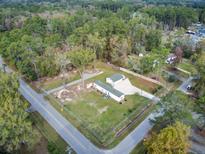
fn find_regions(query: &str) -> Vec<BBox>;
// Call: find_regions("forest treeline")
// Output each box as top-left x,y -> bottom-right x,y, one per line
0,2 -> 205,80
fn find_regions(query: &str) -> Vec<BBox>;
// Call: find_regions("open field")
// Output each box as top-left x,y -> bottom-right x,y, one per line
47,89 -> 153,148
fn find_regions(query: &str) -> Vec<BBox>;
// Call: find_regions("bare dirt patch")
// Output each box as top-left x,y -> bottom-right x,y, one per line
53,82 -> 94,104
98,106 -> 109,114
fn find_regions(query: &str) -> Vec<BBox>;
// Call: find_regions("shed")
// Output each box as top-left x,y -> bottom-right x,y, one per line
106,74 -> 126,87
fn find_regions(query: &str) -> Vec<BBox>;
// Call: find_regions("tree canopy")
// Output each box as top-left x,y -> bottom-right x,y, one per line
144,121 -> 190,154
0,72 -> 37,152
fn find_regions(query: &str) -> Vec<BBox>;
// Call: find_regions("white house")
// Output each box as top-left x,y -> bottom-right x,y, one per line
106,74 -> 126,87
165,54 -> 177,64
93,80 -> 125,102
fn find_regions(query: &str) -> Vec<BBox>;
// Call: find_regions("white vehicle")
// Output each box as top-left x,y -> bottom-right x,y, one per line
187,84 -> 192,90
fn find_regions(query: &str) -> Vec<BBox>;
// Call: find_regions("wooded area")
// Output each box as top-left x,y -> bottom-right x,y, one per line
1,1 -> 205,154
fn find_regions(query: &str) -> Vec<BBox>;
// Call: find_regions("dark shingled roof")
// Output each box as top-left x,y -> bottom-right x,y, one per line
108,74 -> 124,82
94,80 -> 124,97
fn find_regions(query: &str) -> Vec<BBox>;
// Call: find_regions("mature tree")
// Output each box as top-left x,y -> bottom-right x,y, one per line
139,47 -> 169,74
144,121 -> 190,154
195,53 -> 205,96
196,39 -> 205,55
196,96 -> 205,131
128,19 -> 147,54
37,47 -> 59,78
86,33 -> 106,59
55,52 -> 71,86
23,16 -> 47,36
173,37 -> 194,59
139,55 -> 156,74
199,9 -> 205,24
44,34 -> 63,48
68,48 -> 95,88
145,7 -> 198,29
68,23 -> 91,47
0,72 -> 37,152
127,55 -> 141,73
175,46 -> 183,63
154,92 -> 193,128
145,30 -> 162,51
95,15 -> 127,61
110,36 -> 130,66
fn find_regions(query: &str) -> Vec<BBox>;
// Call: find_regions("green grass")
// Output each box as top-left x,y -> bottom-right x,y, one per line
38,62 -> 161,93
130,141 -> 146,154
43,62 -> 159,148
177,59 -> 197,75
40,73 -> 80,91
30,112 -> 68,154
46,89 -> 153,148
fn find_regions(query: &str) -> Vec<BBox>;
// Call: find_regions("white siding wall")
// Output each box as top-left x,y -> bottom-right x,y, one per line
93,83 -> 124,102
106,76 -> 126,87
106,78 -> 114,86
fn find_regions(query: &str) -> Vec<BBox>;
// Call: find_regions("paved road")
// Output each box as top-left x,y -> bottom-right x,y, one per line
20,79 -> 159,154
0,56 -> 160,154
190,141 -> 205,154
178,77 -> 194,94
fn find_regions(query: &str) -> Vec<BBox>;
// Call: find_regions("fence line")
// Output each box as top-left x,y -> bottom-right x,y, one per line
105,63 -> 164,87
120,67 -> 164,87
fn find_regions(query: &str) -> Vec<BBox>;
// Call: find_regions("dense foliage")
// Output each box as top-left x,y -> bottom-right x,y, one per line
0,1 -> 204,81
154,92 -> 193,128
144,7 -> 198,30
144,121 -> 190,154
0,72 -> 37,152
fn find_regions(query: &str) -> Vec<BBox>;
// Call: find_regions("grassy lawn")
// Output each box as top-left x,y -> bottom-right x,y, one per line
177,59 -> 197,75
130,141 -> 146,154
43,62 -> 160,148
47,89 -> 153,148
40,73 -> 80,91
90,62 -> 161,94
30,112 -> 68,154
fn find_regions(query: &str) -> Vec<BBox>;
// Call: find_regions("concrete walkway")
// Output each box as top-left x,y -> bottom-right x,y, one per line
46,71 -> 103,94
114,78 -> 160,103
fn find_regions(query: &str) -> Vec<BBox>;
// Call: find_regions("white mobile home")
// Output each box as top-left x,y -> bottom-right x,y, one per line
93,80 -> 125,102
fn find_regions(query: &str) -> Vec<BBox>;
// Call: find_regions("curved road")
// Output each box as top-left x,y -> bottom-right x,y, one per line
1,57 -> 159,154
20,79 -> 157,154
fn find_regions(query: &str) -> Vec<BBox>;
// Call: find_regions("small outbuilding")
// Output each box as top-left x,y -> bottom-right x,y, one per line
93,80 -> 125,102
106,74 -> 126,87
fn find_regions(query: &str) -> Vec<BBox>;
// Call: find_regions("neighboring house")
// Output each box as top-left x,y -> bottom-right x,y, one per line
165,54 -> 177,64
93,80 -> 125,102
106,74 -> 126,87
